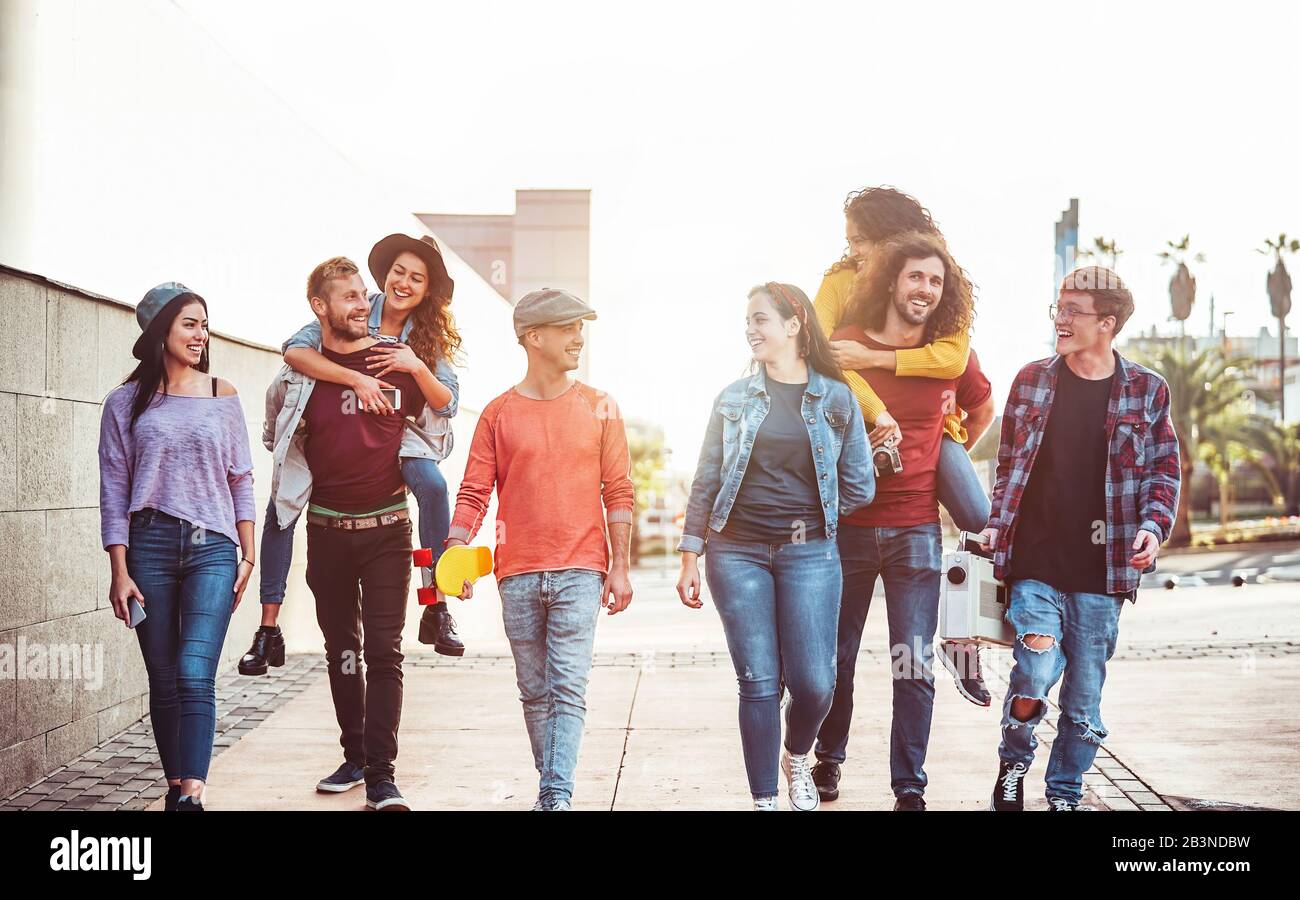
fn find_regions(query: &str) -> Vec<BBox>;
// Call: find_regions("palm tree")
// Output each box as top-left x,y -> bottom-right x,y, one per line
1199,407 -> 1267,527
1241,417 -> 1300,516
1077,236 -> 1124,269
1258,233 -> 1297,421
1128,343 -> 1252,546
1158,235 -> 1205,336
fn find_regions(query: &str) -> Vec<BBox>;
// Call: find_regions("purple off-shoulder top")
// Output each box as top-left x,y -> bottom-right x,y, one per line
98,382 -> 257,549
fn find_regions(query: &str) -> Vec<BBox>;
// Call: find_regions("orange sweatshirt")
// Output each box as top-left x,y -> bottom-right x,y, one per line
448,381 -> 635,579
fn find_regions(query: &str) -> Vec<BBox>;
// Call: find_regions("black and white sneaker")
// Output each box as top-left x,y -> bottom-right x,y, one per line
938,641 -> 992,707
316,761 -> 365,793
990,760 -> 1027,811
1047,797 -> 1077,811
366,780 -> 411,811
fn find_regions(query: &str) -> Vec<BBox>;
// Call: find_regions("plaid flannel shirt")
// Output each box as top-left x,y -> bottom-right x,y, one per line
988,350 -> 1181,596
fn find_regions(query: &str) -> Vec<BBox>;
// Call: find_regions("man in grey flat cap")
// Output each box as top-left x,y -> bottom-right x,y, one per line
446,288 -> 635,810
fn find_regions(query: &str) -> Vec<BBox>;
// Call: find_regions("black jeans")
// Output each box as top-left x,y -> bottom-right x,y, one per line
306,519 -> 412,786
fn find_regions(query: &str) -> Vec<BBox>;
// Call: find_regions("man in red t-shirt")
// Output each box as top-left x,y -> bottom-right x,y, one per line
814,231 -> 991,811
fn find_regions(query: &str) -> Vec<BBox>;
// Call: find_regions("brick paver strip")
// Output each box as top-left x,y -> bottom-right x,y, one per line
0,654 -> 326,811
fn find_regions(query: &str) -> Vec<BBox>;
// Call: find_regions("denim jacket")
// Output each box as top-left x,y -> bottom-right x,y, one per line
677,367 -> 875,555
264,295 -> 460,529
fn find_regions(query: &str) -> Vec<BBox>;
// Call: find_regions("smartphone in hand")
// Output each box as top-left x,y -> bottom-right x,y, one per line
127,597 -> 147,629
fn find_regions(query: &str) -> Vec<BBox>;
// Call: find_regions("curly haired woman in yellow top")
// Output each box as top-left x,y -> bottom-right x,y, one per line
810,188 -> 997,759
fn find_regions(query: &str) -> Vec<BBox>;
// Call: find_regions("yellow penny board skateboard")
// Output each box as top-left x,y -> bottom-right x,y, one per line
412,545 -> 494,604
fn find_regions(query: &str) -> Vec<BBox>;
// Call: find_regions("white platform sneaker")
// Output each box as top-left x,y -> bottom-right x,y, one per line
781,748 -> 821,811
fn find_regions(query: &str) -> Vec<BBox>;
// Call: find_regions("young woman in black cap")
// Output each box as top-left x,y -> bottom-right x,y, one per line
238,234 -> 465,679
99,283 -> 257,811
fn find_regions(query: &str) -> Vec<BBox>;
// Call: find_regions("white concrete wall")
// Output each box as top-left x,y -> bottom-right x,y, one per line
0,0 -> 535,797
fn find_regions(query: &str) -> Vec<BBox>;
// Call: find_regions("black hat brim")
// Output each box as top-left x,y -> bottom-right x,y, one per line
368,234 -> 454,300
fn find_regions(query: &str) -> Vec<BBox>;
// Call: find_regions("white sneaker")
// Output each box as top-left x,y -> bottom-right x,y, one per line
781,748 -> 821,811
753,795 -> 779,811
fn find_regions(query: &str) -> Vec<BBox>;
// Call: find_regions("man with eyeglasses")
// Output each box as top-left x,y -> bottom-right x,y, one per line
979,266 -> 1180,811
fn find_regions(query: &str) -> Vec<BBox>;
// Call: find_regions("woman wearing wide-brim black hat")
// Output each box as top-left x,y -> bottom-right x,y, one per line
236,234 -> 468,691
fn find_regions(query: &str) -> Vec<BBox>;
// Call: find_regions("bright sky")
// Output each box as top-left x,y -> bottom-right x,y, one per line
12,0 -> 1300,466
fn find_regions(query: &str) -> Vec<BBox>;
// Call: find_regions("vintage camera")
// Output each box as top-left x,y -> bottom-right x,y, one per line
938,531 -> 1014,647
872,440 -> 903,478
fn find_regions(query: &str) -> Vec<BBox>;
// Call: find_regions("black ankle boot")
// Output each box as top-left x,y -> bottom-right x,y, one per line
238,625 -> 285,676
418,604 -> 465,657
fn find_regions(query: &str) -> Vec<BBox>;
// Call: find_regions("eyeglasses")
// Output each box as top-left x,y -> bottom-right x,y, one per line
1048,303 -> 1108,324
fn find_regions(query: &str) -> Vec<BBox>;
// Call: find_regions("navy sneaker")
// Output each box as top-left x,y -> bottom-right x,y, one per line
1047,797 -> 1077,811
316,761 -> 366,794
365,780 -> 411,811
175,794 -> 204,811
938,641 -> 992,707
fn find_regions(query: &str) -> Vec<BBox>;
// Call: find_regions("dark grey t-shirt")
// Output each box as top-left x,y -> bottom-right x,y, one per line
719,379 -> 825,544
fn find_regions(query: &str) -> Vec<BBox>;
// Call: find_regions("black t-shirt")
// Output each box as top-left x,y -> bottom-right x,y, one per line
1009,363 -> 1113,594
719,379 -> 825,544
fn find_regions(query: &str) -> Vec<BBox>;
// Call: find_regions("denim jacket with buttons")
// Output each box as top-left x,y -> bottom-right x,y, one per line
677,367 -> 875,556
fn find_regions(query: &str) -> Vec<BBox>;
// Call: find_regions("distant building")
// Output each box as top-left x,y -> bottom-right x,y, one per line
419,190 -> 593,380
1121,325 -> 1299,423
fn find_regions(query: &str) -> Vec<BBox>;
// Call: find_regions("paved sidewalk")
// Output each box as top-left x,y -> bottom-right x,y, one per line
4,569 -> 1298,811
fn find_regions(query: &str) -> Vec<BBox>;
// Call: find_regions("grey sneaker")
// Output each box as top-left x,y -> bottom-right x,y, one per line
781,748 -> 820,811
753,795 -> 779,811
938,641 -> 993,707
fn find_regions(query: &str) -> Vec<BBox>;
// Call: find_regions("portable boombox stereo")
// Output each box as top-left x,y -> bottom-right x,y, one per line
939,531 -> 1015,647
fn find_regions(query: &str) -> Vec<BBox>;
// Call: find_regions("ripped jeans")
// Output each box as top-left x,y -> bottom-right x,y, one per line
998,579 -> 1125,804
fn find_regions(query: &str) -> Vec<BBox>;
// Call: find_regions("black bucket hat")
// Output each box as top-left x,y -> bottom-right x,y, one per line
368,234 -> 454,301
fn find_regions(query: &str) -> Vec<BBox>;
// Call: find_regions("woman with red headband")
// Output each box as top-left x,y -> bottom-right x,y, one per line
676,282 -> 875,811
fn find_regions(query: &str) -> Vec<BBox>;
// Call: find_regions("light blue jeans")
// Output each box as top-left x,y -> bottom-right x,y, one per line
498,569 -> 604,806
704,535 -> 841,798
937,435 -> 990,533
998,579 -> 1125,805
